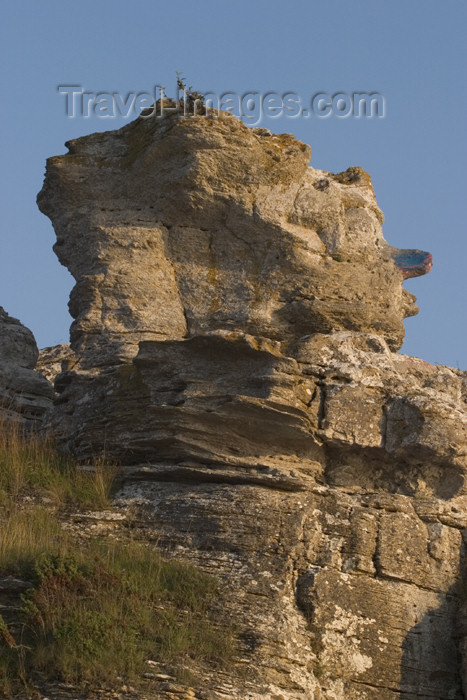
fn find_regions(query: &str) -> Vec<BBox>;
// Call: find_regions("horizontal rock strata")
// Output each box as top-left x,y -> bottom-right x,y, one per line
37,108 -> 466,699
0,306 -> 53,425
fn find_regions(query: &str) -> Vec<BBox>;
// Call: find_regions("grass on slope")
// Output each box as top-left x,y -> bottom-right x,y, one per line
0,418 -> 235,697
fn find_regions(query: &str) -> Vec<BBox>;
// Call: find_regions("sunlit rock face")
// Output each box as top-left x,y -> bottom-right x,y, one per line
37,111 -> 428,368
0,307 -> 53,425
38,111 -> 467,700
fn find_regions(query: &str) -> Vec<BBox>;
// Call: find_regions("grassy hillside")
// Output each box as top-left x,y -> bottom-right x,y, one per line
0,419 -> 235,697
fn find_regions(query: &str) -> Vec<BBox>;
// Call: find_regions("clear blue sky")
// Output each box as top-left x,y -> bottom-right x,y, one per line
1,1 -> 466,367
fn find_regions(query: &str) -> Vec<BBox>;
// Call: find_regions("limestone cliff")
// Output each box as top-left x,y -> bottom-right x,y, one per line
37,111 -> 431,369
37,108 -> 466,699
0,307 -> 53,425
36,343 -> 78,384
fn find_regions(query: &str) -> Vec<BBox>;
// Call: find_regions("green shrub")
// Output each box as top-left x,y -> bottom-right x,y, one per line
1,539 -> 233,693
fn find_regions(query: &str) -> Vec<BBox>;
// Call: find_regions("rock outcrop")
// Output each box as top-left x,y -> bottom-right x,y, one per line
37,343 -> 78,385
0,307 -> 53,425
37,108 -> 466,699
37,111 -> 431,369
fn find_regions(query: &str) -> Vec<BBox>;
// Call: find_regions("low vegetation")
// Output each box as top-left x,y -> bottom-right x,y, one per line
0,418 -> 113,510
0,418 -> 235,697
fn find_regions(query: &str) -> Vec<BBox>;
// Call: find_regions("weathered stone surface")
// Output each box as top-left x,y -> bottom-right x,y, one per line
111,476 -> 466,699
45,332 -> 467,696
37,343 -> 78,384
37,111 -> 428,368
50,331 -> 467,500
37,109 -> 467,698
0,306 -> 53,424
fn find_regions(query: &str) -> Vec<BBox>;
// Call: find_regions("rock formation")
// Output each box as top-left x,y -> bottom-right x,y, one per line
36,343 -> 78,385
37,109 -> 466,699
0,307 -> 53,425
37,111 -> 432,368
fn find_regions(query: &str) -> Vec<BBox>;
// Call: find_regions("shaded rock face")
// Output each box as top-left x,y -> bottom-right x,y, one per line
0,307 -> 53,425
38,111 -> 467,699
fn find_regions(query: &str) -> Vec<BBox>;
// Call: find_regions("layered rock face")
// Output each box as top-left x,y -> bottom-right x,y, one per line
38,110 -> 466,699
36,343 -> 77,385
0,307 -> 53,425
